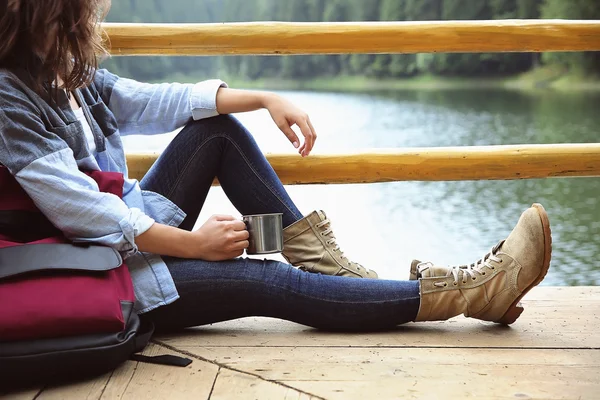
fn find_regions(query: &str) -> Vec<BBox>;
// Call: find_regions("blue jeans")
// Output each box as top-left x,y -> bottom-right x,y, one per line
140,116 -> 420,331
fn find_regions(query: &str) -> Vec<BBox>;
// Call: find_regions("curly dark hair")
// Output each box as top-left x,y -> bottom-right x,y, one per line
0,0 -> 110,94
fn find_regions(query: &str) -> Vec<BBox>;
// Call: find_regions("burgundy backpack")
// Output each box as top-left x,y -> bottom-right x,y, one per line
0,166 -> 190,389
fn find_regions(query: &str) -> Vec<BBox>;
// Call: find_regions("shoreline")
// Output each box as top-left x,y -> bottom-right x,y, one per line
224,72 -> 600,93
161,67 -> 600,92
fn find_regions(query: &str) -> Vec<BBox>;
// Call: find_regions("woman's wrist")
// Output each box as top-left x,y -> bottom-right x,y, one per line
216,88 -> 277,115
136,222 -> 198,259
259,91 -> 279,109
175,229 -> 195,258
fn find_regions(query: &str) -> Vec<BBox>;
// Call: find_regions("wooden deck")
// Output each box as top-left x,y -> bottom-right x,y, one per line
3,286 -> 598,400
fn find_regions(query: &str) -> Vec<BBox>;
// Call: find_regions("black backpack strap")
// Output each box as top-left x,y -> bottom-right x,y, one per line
131,320 -> 192,367
134,319 -> 155,352
130,353 -> 192,367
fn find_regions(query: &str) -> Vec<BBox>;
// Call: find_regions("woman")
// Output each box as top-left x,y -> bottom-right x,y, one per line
0,0 -> 551,331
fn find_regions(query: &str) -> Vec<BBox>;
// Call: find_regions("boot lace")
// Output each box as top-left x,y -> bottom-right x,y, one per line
429,240 -> 504,287
316,218 -> 373,275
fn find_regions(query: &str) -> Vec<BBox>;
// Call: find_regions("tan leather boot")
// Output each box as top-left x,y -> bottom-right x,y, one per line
415,203 -> 552,324
282,210 -> 378,278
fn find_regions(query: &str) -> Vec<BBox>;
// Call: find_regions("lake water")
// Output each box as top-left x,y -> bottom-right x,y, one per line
123,88 -> 600,286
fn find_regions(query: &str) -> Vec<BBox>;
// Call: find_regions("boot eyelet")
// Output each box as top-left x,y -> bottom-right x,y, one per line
462,281 -> 467,284
443,283 -> 448,287
453,282 -> 457,286
482,272 -> 486,276
472,277 -> 477,281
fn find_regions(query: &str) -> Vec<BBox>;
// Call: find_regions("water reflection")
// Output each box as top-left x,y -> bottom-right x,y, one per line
376,178 -> 600,286
365,88 -> 600,285
369,89 -> 600,146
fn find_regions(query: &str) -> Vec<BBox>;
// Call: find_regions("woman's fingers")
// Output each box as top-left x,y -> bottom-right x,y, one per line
294,114 -> 316,157
297,119 -> 314,156
214,214 -> 235,221
228,220 -> 247,231
230,229 -> 249,241
307,117 -> 317,146
227,222 -> 249,247
276,116 -> 316,155
265,94 -> 317,156
223,239 -> 248,259
222,249 -> 244,260
277,120 -> 300,149
233,240 -> 250,250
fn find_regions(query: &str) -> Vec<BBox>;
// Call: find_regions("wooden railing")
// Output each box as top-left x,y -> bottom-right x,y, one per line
127,144 -> 600,183
103,20 -> 600,183
103,20 -> 600,55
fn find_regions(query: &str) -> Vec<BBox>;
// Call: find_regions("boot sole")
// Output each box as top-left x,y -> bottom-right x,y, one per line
496,203 -> 552,325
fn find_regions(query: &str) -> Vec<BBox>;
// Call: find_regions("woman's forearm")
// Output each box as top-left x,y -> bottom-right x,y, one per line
216,87 -> 274,114
135,217 -> 248,261
135,222 -> 194,258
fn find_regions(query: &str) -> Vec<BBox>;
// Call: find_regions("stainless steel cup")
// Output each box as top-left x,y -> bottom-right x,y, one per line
242,213 -> 284,255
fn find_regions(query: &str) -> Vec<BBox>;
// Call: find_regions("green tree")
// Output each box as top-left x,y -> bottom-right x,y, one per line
541,0 -> 600,75
406,0 -> 443,74
369,0 -> 418,78
405,0 -> 443,21
277,0 -> 314,78
102,0 -> 598,83
348,0 -> 382,75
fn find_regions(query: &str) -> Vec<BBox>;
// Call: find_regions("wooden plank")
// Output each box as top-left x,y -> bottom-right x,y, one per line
186,347 -> 600,400
102,20 -> 600,56
37,373 -> 112,400
125,144 -> 600,183
100,344 -> 218,400
157,287 -> 600,350
25,344 -> 216,400
0,389 -> 42,400
286,377 -> 597,400
210,369 -> 316,400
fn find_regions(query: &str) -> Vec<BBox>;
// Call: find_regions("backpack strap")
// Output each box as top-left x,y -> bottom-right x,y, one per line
0,243 -> 122,279
130,320 -> 192,367
130,353 -> 192,367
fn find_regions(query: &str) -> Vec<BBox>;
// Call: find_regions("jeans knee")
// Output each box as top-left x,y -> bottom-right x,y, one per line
182,115 -> 252,146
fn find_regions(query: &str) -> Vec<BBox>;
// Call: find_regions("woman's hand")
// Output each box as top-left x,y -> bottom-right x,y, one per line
215,88 -> 317,157
188,215 -> 249,261
263,93 -> 317,157
136,216 -> 249,261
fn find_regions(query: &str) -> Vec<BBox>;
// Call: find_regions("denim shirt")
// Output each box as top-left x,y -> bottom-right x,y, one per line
0,68 -> 227,313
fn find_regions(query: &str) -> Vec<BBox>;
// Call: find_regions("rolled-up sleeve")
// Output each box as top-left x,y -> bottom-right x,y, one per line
190,79 -> 229,120
94,69 -> 227,135
16,149 -> 155,258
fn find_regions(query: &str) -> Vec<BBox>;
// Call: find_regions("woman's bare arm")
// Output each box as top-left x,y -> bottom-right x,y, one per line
135,215 -> 249,261
215,88 -> 317,157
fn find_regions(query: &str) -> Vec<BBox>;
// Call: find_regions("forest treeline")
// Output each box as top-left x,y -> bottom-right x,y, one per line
104,0 -> 600,82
